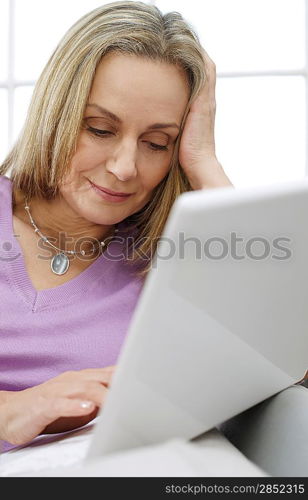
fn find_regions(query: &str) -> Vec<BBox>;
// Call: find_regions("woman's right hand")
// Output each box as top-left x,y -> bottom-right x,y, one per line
0,366 -> 115,446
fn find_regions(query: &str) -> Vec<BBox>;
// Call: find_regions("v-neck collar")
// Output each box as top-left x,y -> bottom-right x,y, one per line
0,176 -> 134,313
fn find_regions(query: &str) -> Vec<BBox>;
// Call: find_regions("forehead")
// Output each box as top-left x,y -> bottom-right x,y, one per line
88,53 -> 190,123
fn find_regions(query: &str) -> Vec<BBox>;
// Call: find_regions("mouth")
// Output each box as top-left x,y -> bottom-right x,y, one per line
89,180 -> 134,203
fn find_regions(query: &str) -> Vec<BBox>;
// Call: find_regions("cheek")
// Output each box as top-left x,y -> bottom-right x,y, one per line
61,153 -> 98,190
69,134 -> 103,174
70,150 -> 101,174
140,155 -> 173,191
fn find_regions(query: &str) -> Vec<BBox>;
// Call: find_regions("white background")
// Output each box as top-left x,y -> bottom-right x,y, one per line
0,0 -> 306,188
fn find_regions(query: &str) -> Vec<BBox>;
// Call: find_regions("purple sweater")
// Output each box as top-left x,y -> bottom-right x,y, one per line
0,175 -> 145,451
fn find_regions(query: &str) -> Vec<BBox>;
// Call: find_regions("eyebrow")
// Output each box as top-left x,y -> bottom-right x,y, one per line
86,103 -> 180,131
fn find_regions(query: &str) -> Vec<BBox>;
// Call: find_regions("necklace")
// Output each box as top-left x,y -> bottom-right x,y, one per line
24,199 -> 118,276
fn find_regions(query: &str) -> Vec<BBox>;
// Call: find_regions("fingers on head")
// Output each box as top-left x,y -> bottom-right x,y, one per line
201,48 -> 216,78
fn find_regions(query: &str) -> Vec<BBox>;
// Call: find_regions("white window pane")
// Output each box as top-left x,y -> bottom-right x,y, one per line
0,90 -> 8,163
156,0 -> 305,72
215,76 -> 306,188
14,0 -> 120,81
13,86 -> 34,143
0,0 -> 9,81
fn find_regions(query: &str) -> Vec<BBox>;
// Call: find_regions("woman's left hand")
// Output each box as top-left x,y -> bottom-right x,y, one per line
179,48 -> 233,190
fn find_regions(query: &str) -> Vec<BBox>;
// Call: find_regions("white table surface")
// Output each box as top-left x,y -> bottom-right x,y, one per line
0,422 -> 268,477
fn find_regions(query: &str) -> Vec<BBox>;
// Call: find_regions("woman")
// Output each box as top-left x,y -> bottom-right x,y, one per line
0,1 -> 232,451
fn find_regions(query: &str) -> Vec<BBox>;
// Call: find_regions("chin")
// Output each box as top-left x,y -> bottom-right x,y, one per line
82,208 -> 126,227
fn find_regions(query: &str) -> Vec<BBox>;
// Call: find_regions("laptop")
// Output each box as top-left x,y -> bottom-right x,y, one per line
86,178 -> 308,460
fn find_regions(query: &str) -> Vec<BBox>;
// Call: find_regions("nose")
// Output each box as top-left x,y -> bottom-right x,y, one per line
105,139 -> 138,182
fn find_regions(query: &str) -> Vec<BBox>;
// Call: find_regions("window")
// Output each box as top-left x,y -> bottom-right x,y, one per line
0,0 -> 306,188
156,0 -> 307,187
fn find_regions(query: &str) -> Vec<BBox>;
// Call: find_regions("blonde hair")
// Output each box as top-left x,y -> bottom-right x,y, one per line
0,0 -> 206,278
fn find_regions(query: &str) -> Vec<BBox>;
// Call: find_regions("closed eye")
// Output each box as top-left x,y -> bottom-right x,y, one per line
148,142 -> 168,151
87,127 -> 111,137
86,127 -> 169,152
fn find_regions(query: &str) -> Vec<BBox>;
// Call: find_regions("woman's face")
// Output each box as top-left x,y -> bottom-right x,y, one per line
60,52 -> 190,226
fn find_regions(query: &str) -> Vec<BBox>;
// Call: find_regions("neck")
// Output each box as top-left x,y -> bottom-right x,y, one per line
13,188 -> 116,254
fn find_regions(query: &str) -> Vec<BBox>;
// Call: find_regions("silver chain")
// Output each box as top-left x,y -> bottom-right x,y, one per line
24,199 -> 118,256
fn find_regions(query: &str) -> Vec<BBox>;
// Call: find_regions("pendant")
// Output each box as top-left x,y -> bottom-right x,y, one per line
51,253 -> 70,275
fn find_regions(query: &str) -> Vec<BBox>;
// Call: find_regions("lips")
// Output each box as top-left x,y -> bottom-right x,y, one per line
89,181 -> 133,197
